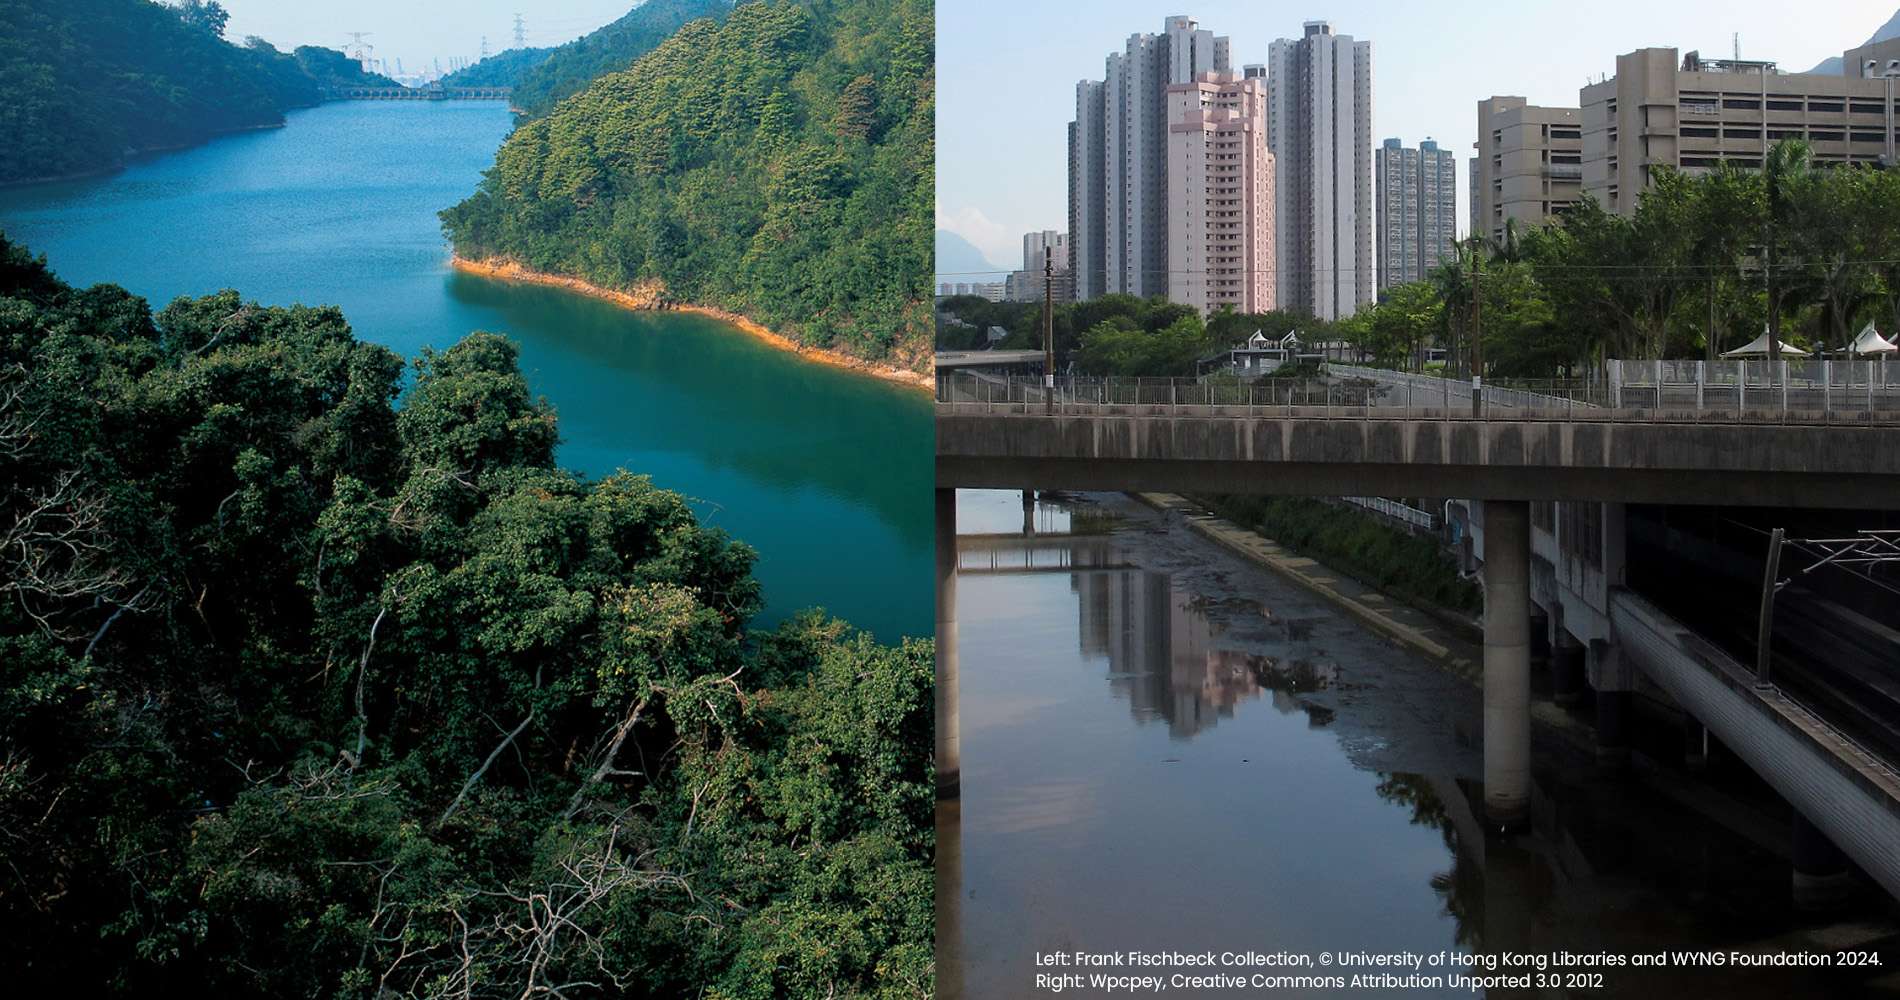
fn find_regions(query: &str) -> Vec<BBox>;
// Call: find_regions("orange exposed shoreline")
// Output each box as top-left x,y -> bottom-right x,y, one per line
450,256 -> 931,390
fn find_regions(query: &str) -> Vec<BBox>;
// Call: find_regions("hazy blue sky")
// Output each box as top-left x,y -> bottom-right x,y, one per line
217,1 -> 636,75
939,0 -> 1898,270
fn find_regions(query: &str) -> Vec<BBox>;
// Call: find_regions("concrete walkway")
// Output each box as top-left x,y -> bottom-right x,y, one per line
1132,492 -> 1482,676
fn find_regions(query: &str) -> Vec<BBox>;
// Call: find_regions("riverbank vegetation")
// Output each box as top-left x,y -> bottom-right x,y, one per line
1199,495 -> 1481,616
441,0 -> 933,369
0,0 -> 398,185
942,140 -> 1900,379
0,233 -> 932,997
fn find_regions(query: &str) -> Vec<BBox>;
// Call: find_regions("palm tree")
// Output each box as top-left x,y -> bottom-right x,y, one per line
1488,217 -> 1524,264
1762,139 -> 1814,366
1429,237 -> 1481,376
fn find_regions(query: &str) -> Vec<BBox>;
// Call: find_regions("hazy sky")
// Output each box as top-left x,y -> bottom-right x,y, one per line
216,1 -> 637,74
938,0 -> 1898,270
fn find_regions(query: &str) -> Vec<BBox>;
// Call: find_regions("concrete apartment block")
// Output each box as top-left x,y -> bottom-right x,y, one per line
1074,16 -> 1231,301
1376,138 -> 1457,288
1167,71 -> 1275,315
1266,21 -> 1373,320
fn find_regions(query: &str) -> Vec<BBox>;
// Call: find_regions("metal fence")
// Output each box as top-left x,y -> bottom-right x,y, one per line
936,365 -> 1900,424
1340,496 -> 1439,531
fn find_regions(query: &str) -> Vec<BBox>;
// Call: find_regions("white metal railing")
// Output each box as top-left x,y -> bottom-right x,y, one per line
1341,496 -> 1438,530
934,367 -> 1900,424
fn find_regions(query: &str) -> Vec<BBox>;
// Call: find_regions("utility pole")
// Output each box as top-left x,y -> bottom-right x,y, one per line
1755,528 -> 1785,689
480,35 -> 490,60
1470,241 -> 1484,417
512,14 -> 527,50
344,32 -> 374,74
1043,246 -> 1055,416
1707,275 -> 1717,363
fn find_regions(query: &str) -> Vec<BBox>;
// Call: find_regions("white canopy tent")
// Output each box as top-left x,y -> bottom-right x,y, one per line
1721,327 -> 1811,359
1844,321 -> 1898,356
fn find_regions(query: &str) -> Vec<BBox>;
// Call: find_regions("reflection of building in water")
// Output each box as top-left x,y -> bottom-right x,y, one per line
1074,567 -> 1265,738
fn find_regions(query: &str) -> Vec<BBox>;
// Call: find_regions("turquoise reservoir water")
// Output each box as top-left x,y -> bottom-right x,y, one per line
0,101 -> 931,642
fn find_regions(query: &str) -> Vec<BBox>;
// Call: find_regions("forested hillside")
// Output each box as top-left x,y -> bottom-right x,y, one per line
0,233 -> 933,996
0,0 -> 396,184
510,0 -> 734,116
441,0 -> 933,367
438,45 -> 552,88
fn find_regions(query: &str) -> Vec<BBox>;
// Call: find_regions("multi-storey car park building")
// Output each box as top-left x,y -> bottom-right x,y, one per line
1376,138 -> 1456,289
1166,71 -> 1275,314
1582,42 -> 1900,215
1265,21 -> 1373,320
1070,16 -> 1232,302
1471,96 -> 1583,246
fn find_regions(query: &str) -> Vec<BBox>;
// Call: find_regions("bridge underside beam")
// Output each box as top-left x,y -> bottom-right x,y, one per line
937,456 -> 1899,510
1613,590 -> 1900,901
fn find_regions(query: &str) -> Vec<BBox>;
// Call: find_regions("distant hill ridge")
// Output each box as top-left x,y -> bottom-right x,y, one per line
1809,7 -> 1900,74
439,0 -> 733,117
0,0 -> 397,184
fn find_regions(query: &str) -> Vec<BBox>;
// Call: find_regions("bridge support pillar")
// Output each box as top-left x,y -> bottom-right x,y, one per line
1022,489 -> 1036,534
1792,810 -> 1855,911
1587,640 -> 1634,769
1551,631 -> 1587,707
937,489 -> 960,799
1482,500 -> 1532,829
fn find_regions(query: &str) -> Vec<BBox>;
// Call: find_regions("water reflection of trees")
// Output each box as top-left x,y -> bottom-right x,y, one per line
1375,773 -> 1485,950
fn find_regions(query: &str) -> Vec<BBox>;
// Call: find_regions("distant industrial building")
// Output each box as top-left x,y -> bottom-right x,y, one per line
1375,138 -> 1456,289
1471,96 -> 1583,248
1582,43 -> 1900,213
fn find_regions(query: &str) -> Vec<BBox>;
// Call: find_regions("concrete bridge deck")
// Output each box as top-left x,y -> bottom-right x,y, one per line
937,407 -> 1900,509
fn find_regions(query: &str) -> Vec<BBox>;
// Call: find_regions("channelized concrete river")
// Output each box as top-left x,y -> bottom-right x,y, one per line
940,489 -> 1880,999
0,101 -> 931,642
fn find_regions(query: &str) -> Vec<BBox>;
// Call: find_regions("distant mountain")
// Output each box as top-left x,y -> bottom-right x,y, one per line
1809,7 -> 1900,73
935,229 -> 1007,282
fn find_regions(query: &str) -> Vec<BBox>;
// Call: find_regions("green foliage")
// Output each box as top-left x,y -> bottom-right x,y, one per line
935,293 -> 1343,376
441,0 -> 934,366
0,0 -> 398,184
1342,281 -> 1442,370
509,0 -> 735,117
437,46 -> 554,89
1202,495 -> 1481,614
0,234 -> 932,996
1344,140 -> 1900,376
1076,311 -> 1212,377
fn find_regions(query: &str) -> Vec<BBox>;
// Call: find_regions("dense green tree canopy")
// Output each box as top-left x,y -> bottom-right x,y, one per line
513,0 -> 734,116
441,0 -> 934,367
440,0 -> 733,101
0,0 -> 396,184
438,45 -> 554,89
982,141 -> 1900,380
0,232 -> 932,996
